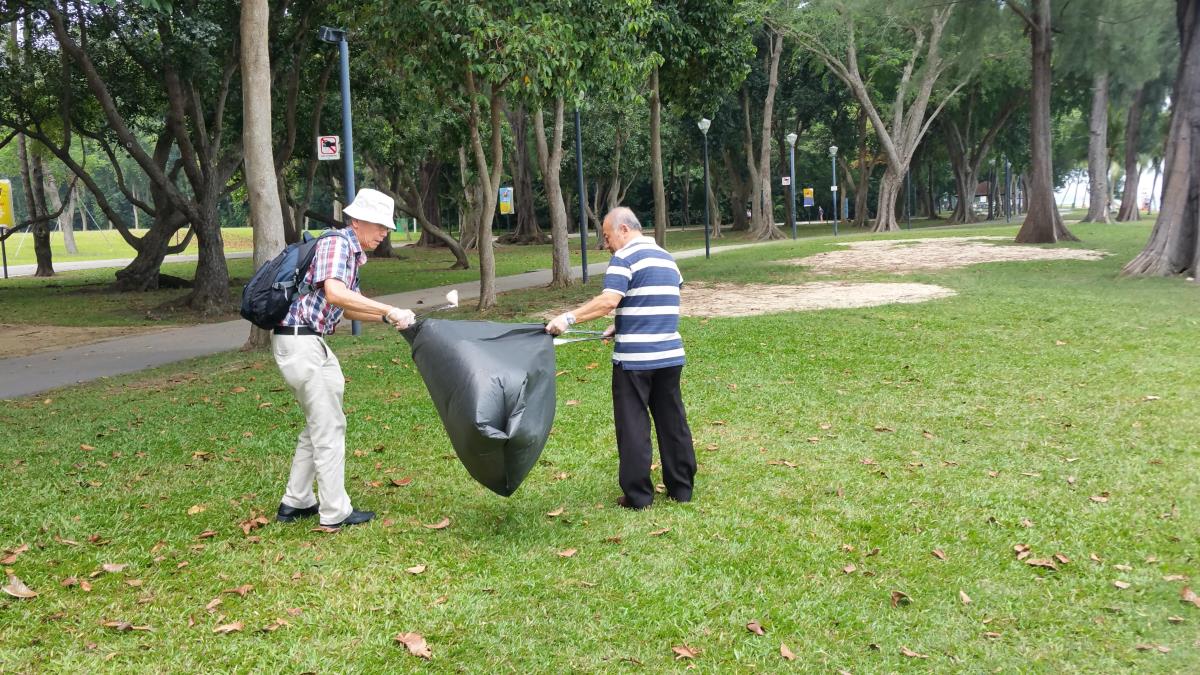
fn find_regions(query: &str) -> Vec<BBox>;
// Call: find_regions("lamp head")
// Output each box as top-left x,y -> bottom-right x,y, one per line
786,132 -> 798,147
829,145 -> 838,157
318,26 -> 347,43
697,118 -> 711,135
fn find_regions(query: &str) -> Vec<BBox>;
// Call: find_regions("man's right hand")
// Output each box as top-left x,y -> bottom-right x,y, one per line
385,308 -> 415,330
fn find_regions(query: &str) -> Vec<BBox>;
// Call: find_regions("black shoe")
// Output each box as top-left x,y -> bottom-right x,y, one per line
321,509 -> 375,529
617,495 -> 650,510
276,502 -> 320,523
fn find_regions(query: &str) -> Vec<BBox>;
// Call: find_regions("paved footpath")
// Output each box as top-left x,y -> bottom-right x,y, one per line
0,243 -> 767,399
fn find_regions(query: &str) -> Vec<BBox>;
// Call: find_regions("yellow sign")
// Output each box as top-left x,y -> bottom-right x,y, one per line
498,187 -> 514,215
0,179 -> 15,229
802,187 -> 815,207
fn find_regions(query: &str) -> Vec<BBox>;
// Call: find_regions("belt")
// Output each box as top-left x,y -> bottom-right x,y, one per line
273,326 -> 324,336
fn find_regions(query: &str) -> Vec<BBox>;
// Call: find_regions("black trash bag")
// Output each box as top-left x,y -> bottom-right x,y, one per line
401,319 -> 556,496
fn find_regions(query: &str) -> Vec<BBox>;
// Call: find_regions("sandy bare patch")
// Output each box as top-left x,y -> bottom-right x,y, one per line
681,282 -> 956,317
0,324 -> 168,359
791,236 -> 1106,274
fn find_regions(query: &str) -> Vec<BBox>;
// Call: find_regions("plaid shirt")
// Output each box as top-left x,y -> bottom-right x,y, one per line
279,228 -> 367,334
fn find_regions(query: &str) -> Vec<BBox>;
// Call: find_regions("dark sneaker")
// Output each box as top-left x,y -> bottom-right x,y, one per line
276,502 -> 320,523
321,509 -> 375,529
617,495 -> 650,510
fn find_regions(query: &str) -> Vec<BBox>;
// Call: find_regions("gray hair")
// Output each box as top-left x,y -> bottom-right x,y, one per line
605,206 -> 642,231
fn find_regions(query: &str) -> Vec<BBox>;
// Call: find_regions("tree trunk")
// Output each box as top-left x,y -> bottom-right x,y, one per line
501,103 -> 544,244
465,72 -> 504,310
1124,0 -> 1200,277
457,146 -> 480,250
29,153 -> 54,277
52,176 -> 80,254
1082,71 -> 1113,223
1015,0 -> 1078,243
1116,85 -> 1147,221
534,100 -> 571,288
242,0 -> 287,348
706,167 -> 722,236
874,166 -> 903,232
649,66 -> 668,244
724,147 -> 750,231
751,31 -> 786,241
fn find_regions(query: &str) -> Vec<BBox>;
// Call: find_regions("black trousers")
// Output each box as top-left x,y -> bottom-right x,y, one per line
612,364 -> 696,507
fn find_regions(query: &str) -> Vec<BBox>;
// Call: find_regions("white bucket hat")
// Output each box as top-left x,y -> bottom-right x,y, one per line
342,188 -> 396,230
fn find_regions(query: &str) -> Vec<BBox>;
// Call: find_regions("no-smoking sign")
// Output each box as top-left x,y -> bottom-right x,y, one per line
317,135 -> 341,161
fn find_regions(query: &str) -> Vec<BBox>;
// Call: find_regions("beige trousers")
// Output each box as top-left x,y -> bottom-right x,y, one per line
272,334 -> 353,525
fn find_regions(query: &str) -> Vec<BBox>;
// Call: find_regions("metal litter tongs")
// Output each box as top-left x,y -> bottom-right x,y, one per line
552,328 -> 611,347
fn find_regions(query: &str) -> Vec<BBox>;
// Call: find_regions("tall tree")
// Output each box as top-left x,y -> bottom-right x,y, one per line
241,0 -> 285,349
1004,0 -> 1079,242
1124,0 -> 1200,278
792,0 -> 974,232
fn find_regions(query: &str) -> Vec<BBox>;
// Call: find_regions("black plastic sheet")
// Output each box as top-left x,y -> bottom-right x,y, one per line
401,319 -> 556,496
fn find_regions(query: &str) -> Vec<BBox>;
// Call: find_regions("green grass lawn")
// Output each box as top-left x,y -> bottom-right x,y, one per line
0,227 -> 256,266
2,222 -> 1197,672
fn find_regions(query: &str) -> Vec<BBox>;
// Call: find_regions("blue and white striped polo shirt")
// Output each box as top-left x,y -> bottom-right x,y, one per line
603,235 -> 685,370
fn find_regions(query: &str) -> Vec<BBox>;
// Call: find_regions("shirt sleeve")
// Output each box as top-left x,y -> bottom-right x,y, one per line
603,256 -> 632,296
310,234 -> 353,287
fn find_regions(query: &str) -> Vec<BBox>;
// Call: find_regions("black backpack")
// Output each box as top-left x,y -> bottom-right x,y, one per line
240,230 -> 335,329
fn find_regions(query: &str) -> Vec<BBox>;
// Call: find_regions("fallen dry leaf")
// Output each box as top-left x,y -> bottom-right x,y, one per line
1167,616 -> 1185,624
932,549 -> 947,561
197,530 -> 218,539
899,646 -> 928,659
1181,587 -> 1200,608
1091,552 -> 1103,563
1135,643 -> 1171,653
1,543 -> 29,565
843,564 -> 857,575
873,425 -> 894,433
261,617 -> 289,633
780,643 -> 795,661
205,597 -> 222,612
557,548 -> 578,558
223,584 -> 253,597
390,477 -> 413,487
890,590 -> 912,607
1115,564 -> 1133,572
1090,494 -> 1110,503
546,507 -> 565,517
423,517 -> 451,530
1143,395 -> 1161,401
101,563 -> 128,574
1021,518 -> 1034,528
125,579 -> 143,587
983,631 -> 1002,639
103,620 -> 152,632
395,632 -> 432,659
80,580 -> 92,592
959,590 -> 971,605
649,528 -> 671,537
213,621 -> 243,634
187,504 -> 206,515
1054,553 -> 1071,565
746,620 -> 765,636
3,574 -> 37,599
1026,558 -> 1058,571
1163,574 -> 1187,582
1114,580 -> 1131,589
565,400 -> 579,406
405,564 -> 427,575
672,645 -> 699,660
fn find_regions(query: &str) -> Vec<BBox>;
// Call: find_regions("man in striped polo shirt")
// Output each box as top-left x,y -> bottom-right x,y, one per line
546,207 -> 696,509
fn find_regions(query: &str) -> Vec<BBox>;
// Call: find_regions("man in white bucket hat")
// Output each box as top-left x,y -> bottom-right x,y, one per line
272,188 -> 415,529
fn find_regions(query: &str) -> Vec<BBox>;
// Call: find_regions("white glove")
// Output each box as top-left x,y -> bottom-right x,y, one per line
545,312 -> 574,336
385,307 -> 415,330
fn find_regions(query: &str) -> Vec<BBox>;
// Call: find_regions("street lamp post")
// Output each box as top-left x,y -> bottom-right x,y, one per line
698,118 -> 712,259
318,26 -> 361,336
786,132 -> 798,239
574,106 -> 589,282
829,145 -> 839,236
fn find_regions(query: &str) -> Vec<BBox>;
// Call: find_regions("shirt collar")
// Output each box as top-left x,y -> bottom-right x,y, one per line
342,225 -> 366,259
617,235 -> 655,253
